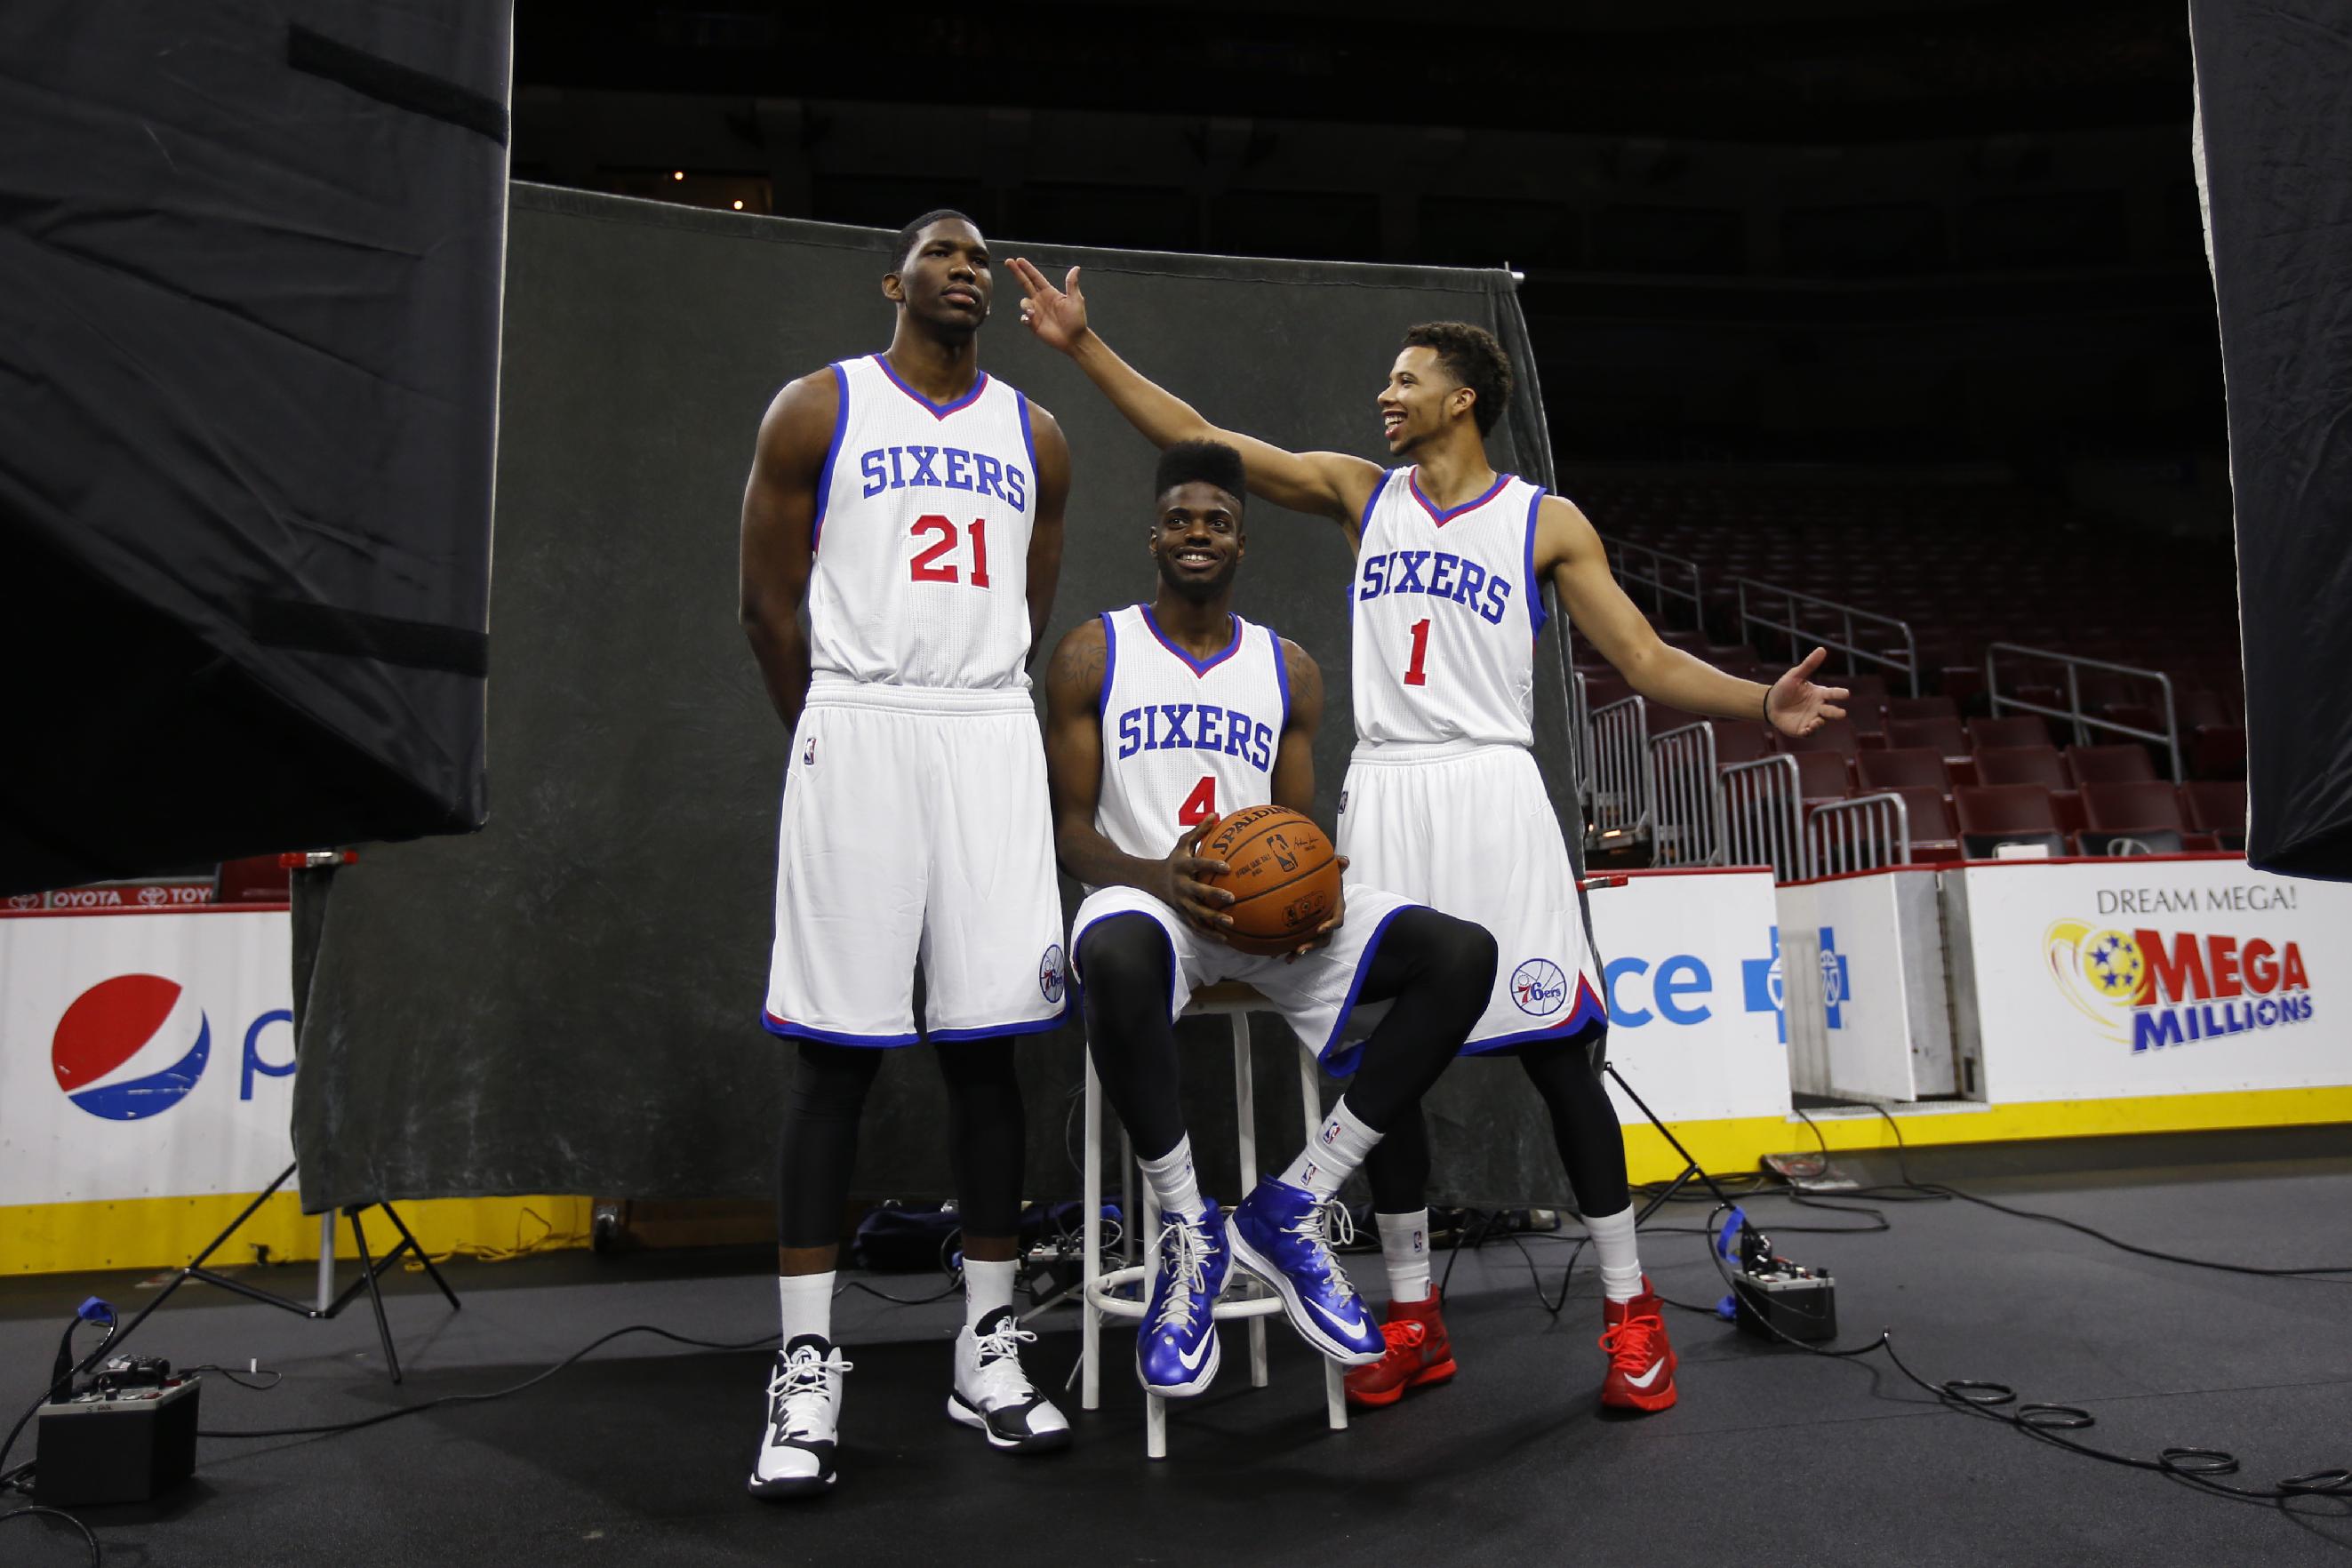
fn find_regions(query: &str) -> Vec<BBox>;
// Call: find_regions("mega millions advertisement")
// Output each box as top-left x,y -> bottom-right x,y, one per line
1587,868 -> 1791,1124
0,909 -> 297,1207
1950,858 -> 2348,1103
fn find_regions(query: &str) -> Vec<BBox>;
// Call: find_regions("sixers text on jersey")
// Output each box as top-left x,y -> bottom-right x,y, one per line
1356,547 -> 1514,625
856,443 -> 1028,509
1113,701 -> 1276,770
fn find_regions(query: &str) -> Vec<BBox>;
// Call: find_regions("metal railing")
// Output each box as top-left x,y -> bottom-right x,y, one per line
1735,577 -> 1919,695
1648,723 -> 1724,868
1567,668 -> 1590,826
1984,644 -> 2181,781
1721,754 -> 1807,881
1805,793 -> 1912,877
1587,695 -> 1652,847
1599,534 -> 1706,631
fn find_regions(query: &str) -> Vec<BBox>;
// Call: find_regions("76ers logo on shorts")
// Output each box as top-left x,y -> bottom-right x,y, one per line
1511,958 -> 1568,1017
1038,944 -> 1066,1004
52,974 -> 212,1121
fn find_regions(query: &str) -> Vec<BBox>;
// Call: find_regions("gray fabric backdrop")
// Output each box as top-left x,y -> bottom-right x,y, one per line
291,183 -> 1592,1214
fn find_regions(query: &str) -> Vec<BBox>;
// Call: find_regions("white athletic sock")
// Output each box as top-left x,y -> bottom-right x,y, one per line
1585,1204 -> 1644,1303
778,1271 -> 835,1346
1278,1099 -> 1382,1198
1138,1135 -> 1209,1223
1378,1210 -> 1434,1304
964,1257 -> 1019,1330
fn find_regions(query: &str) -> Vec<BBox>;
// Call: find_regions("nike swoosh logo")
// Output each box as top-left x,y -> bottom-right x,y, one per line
1624,1361 -> 1665,1389
1308,1297 -> 1369,1338
1174,1334 -> 1212,1372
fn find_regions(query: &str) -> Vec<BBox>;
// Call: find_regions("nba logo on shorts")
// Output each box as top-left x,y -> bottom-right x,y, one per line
51,974 -> 212,1122
1511,958 -> 1567,1017
1038,944 -> 1065,1004
803,735 -> 817,766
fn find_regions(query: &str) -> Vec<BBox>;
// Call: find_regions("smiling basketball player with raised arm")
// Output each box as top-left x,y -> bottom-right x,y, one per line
1011,257 -> 1845,1417
735,212 -> 1073,1499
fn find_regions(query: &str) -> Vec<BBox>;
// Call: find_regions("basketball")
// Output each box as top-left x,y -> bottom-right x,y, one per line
1200,804 -> 1342,956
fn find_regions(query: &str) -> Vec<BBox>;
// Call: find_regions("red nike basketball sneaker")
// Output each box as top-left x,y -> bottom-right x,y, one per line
1597,1278 -> 1677,1412
1345,1290 -> 1456,1409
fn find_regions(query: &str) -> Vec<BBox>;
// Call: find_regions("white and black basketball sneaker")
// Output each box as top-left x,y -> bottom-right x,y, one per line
748,1333 -> 853,1500
948,1309 -> 1073,1453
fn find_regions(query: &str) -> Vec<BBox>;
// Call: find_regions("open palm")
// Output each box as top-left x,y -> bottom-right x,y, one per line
1768,645 -> 1851,738
1008,257 -> 1089,352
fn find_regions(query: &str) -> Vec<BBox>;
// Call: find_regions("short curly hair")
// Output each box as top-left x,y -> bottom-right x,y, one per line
889,208 -> 978,276
1154,439 -> 1246,509
1400,321 -> 1514,437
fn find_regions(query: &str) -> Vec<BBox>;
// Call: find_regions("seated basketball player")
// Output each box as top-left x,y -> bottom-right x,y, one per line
1043,439 -> 1498,1395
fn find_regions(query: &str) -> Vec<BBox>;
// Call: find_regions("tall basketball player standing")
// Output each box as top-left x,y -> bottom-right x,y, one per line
1010,258 -> 1844,1417
737,213 -> 1074,1499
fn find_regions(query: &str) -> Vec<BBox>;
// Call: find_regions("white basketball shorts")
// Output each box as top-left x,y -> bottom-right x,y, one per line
1336,740 -> 1605,1053
1068,884 -> 1421,1076
763,676 -> 1068,1045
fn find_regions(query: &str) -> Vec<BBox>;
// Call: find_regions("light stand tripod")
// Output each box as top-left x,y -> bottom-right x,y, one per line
143,1160 -> 460,1384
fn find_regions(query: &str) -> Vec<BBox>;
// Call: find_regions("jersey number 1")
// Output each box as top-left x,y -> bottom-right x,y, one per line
908,516 -> 992,587
1403,618 -> 1431,686
1178,776 -> 1217,827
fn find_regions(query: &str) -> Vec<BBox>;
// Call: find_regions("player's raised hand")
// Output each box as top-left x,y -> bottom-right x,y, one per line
1766,645 -> 1851,738
1285,856 -> 1347,963
1160,815 -> 1236,937
1008,258 -> 1089,353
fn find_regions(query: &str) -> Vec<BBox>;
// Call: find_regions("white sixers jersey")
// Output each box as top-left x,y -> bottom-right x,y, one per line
1351,468 -> 1548,748
805,354 -> 1042,690
1094,604 -> 1291,861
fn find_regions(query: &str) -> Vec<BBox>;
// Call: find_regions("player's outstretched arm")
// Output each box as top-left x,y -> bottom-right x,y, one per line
1540,495 -> 1849,734
739,370 -> 836,732
1024,403 -> 1071,663
1269,640 -> 1346,954
1043,620 -> 1235,935
1008,258 -> 1381,532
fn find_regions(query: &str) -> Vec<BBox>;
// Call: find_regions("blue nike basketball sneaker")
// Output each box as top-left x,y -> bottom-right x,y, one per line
1138,1199 -> 1229,1396
1228,1178 -> 1384,1365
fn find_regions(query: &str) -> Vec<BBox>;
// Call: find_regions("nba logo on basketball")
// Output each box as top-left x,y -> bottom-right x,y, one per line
51,974 -> 212,1122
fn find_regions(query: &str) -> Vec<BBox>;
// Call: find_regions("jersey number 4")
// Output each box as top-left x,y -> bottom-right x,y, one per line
1178,776 -> 1217,827
908,515 -> 992,587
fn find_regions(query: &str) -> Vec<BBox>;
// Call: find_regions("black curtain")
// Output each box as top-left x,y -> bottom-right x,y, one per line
2193,0 -> 2352,876
0,1 -> 507,894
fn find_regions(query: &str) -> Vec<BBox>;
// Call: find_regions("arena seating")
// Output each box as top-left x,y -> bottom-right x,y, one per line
1568,470 -> 2247,787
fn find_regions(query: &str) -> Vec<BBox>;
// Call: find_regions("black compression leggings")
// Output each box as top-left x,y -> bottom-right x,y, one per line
1362,1024 -> 1633,1218
774,1036 -> 1026,1249
1077,906 -> 1496,1163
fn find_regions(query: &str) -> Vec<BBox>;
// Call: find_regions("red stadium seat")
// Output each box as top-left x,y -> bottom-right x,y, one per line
1784,723 -> 1860,759
2066,744 -> 2156,784
214,855 -> 292,903
2077,780 -> 2212,855
1967,716 -> 2051,752
1709,722 -> 1775,765
1886,694 -> 1958,723
2180,780 -> 2248,852
1973,745 -> 2068,789
1791,749 -> 1852,804
1888,786 -> 1963,862
1855,747 -> 1951,794
1885,716 -> 1970,763
2189,724 -> 2247,780
1953,784 -> 2068,858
